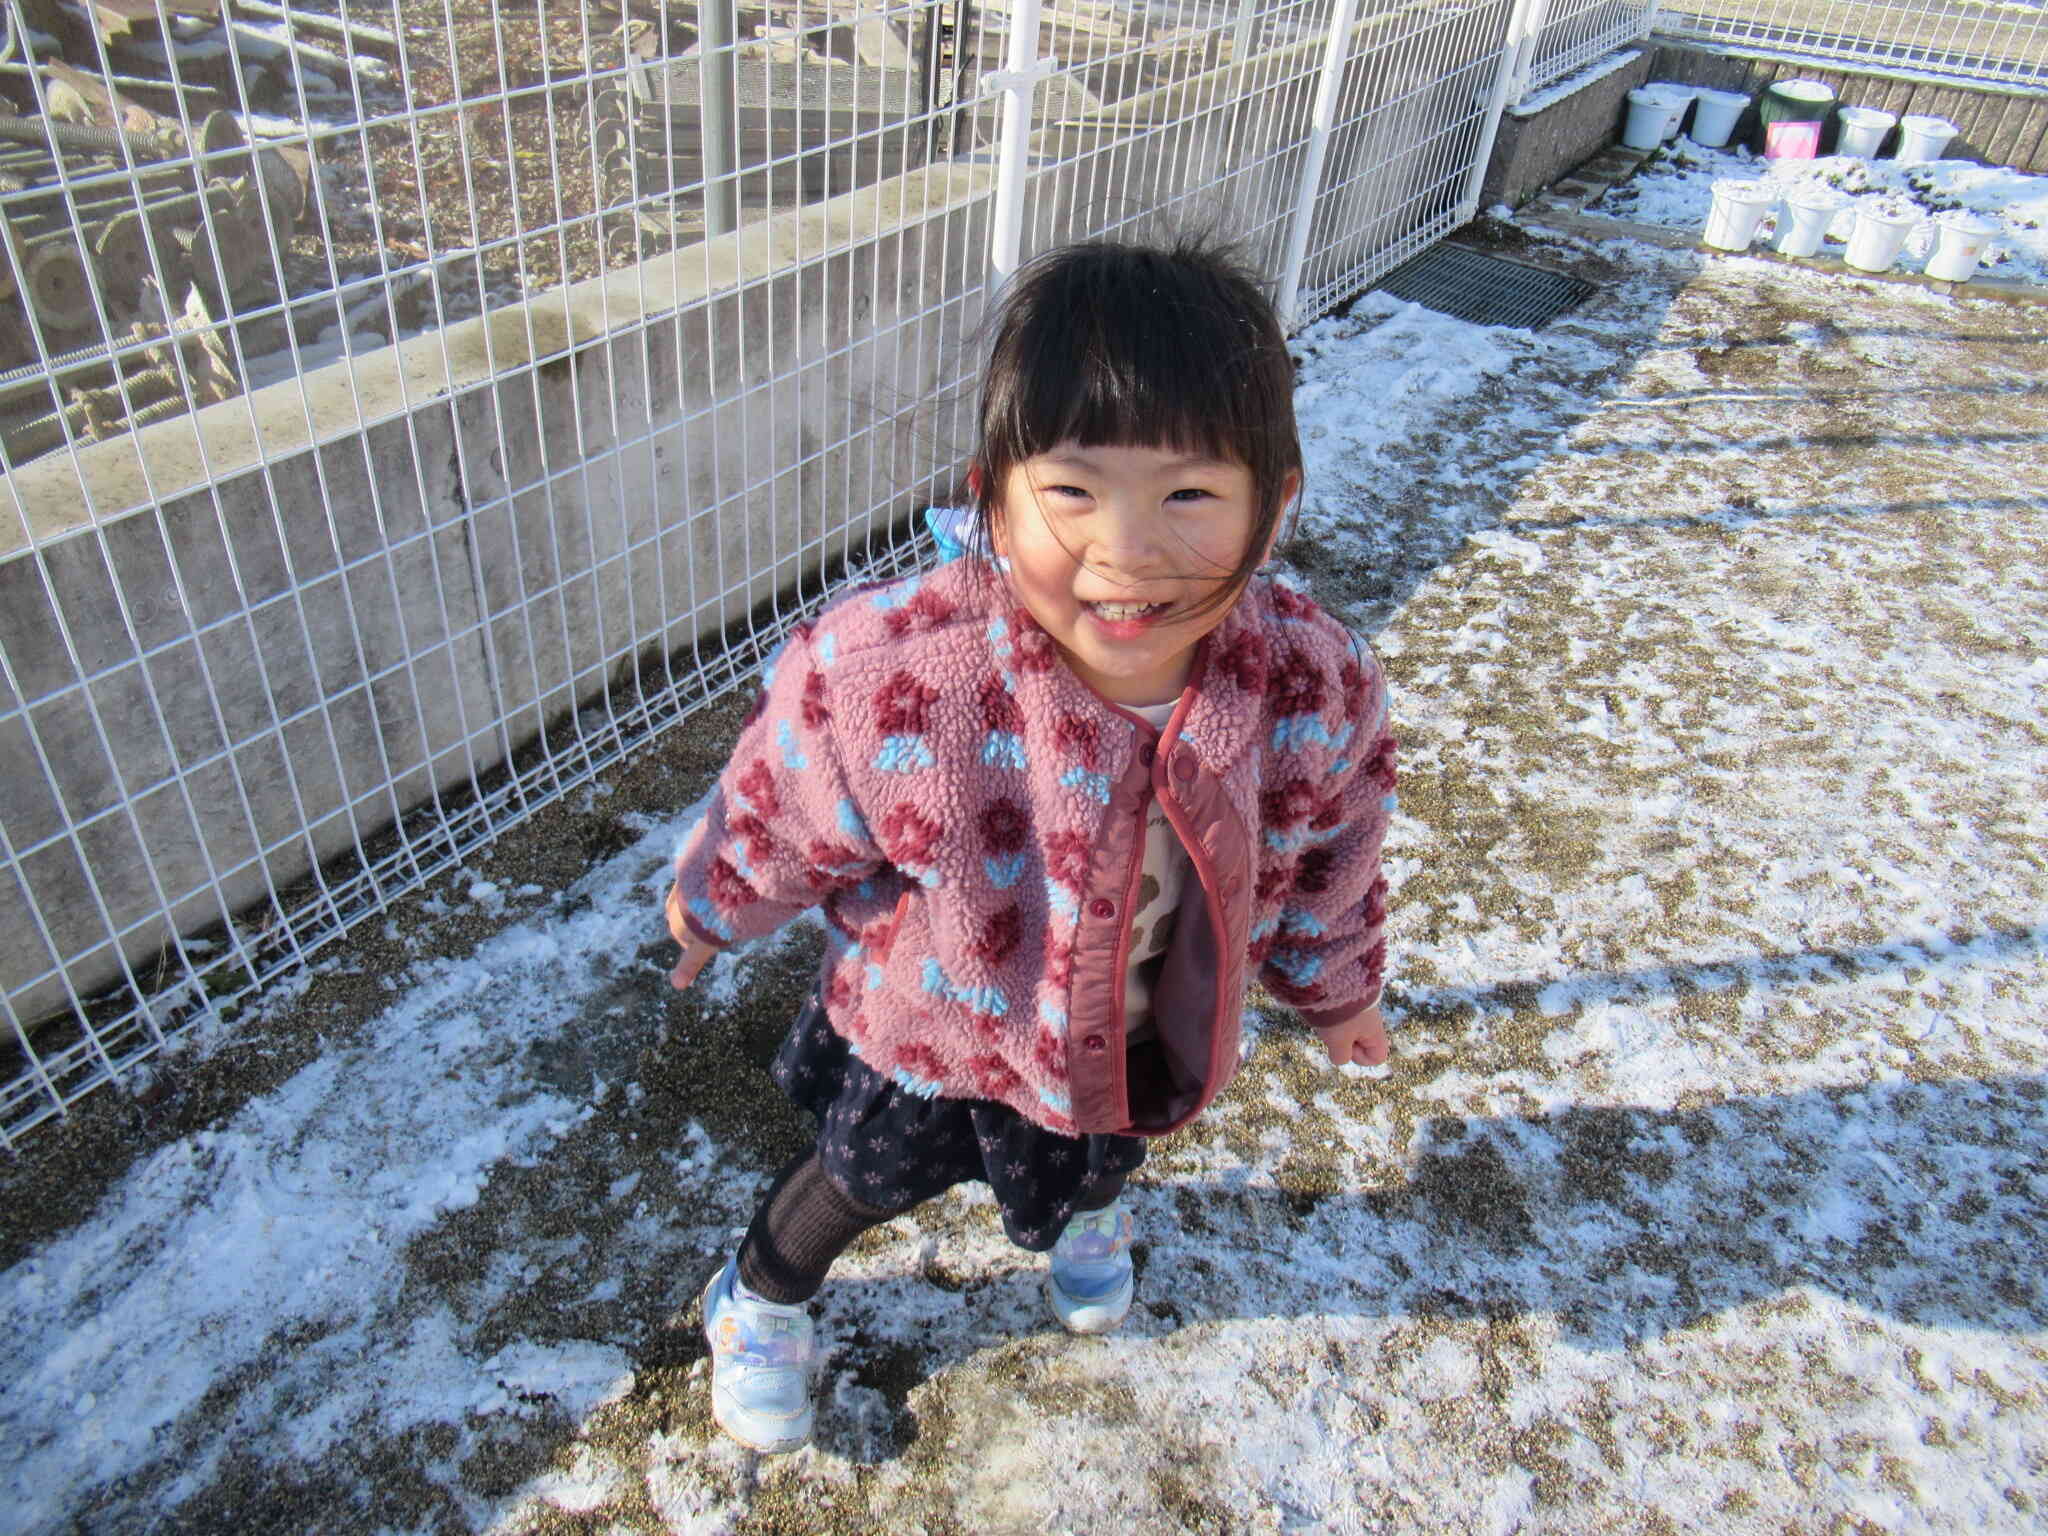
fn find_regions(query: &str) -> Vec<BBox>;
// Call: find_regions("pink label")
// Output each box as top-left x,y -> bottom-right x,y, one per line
1764,121 -> 1822,160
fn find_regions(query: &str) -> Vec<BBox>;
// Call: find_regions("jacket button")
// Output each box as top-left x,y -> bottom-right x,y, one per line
1174,749 -> 1197,781
1089,897 -> 1115,920
1083,1034 -> 1106,1052
1139,742 -> 1155,766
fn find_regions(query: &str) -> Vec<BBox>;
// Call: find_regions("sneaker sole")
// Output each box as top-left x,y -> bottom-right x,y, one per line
1046,1270 -> 1134,1335
701,1271 -> 815,1454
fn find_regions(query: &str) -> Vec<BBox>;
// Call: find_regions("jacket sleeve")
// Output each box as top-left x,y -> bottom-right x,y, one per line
670,622 -> 886,948
1259,632 -> 1396,1026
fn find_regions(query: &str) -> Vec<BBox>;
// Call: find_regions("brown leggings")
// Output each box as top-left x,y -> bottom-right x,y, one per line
736,1149 -> 1126,1304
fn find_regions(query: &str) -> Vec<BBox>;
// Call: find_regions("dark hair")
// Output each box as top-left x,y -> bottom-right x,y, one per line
969,237 -> 1302,618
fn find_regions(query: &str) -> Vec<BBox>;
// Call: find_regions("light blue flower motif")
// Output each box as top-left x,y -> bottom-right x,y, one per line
1038,1000 -> 1069,1035
777,719 -> 809,769
1268,949 -> 1324,985
1263,822 -> 1346,855
866,963 -> 885,990
875,734 -> 936,773
687,897 -> 733,941
1250,915 -> 1279,942
871,574 -> 922,610
837,799 -> 871,843
1271,715 -> 1335,752
984,852 -> 1029,888
1279,908 -> 1327,937
982,731 -> 1027,769
1383,792 -> 1399,813
1059,766 -> 1111,804
1046,877 -> 1079,927
817,633 -> 838,666
1038,1085 -> 1072,1115
920,956 -> 1008,1017
892,1067 -> 944,1098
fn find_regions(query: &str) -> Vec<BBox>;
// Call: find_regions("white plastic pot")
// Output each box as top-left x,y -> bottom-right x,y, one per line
1703,180 -> 1780,252
1772,187 -> 1843,257
1689,89 -> 1749,149
1844,204 -> 1920,272
1833,105 -> 1896,159
1924,210 -> 2001,282
1895,114 -> 1959,161
1624,86 -> 1687,150
1655,84 -> 1696,140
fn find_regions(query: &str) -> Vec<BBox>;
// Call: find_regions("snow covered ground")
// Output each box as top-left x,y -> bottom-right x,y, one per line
1589,138 -> 2048,285
3,232 -> 2046,1534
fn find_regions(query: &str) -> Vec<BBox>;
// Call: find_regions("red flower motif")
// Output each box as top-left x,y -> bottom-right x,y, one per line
729,812 -> 771,845
1268,649 -> 1325,718
879,803 -> 942,865
1267,974 -> 1326,1007
1011,617 -> 1061,673
1248,933 -> 1276,966
1365,733 -> 1398,791
1255,863 -> 1293,904
1362,937 -> 1388,988
981,798 -> 1028,853
1271,583 -> 1315,620
1044,933 -> 1075,988
969,903 -> 1021,965
1260,778 -> 1319,829
1294,846 -> 1335,895
967,1053 -> 1023,1100
803,839 -> 868,891
1033,1027 -> 1066,1077
828,967 -> 857,1010
892,1041 -> 949,1084
708,856 -> 757,908
1340,656 -> 1366,701
1054,713 -> 1100,769
979,673 -> 1023,732
875,670 -> 940,735
801,669 -> 831,730
1044,830 -> 1092,890
1362,875 -> 1389,928
741,688 -> 769,729
884,586 -> 958,638
736,758 -> 780,817
1216,630 -> 1268,693
1310,797 -> 1346,832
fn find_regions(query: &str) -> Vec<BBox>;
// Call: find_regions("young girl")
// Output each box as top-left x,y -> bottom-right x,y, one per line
663,238 -> 1396,1454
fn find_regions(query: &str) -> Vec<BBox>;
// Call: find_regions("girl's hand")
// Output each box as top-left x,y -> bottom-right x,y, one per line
1313,1002 -> 1389,1068
664,884 -> 720,991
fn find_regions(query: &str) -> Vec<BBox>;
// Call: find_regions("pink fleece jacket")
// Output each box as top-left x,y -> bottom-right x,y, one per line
672,556 -> 1395,1138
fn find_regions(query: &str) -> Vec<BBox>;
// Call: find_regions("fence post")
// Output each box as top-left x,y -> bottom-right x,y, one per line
988,0 -> 1053,278
1457,0 -> 1547,224
698,0 -> 740,236
1276,0 -> 1362,328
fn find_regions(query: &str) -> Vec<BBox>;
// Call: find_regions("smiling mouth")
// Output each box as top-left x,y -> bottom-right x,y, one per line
1086,600 -> 1169,621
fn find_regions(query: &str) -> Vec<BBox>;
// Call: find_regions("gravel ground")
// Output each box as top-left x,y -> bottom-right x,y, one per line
4,225 -> 2046,1534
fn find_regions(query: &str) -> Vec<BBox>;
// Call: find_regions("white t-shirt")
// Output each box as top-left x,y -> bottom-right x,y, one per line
1121,698 -> 1192,1046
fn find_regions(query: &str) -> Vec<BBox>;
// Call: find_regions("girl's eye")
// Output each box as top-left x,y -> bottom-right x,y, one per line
1168,488 -> 1213,503
1045,484 -> 1090,500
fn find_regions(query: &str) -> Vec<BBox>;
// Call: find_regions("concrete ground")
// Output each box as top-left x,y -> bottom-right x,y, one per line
4,217 -> 2046,1534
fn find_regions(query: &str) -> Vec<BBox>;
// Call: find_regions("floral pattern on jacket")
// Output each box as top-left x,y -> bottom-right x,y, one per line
672,557 -> 1395,1135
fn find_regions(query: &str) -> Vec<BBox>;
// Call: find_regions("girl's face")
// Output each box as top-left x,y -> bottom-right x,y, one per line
989,441 -> 1294,706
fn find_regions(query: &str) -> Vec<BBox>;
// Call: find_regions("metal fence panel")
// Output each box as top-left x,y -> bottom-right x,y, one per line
1656,1 -> 2048,90
1526,0 -> 1657,96
0,0 -> 1520,1146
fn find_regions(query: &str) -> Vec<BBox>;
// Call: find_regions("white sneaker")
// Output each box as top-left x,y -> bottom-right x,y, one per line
700,1256 -> 815,1453
1046,1199 -> 1135,1334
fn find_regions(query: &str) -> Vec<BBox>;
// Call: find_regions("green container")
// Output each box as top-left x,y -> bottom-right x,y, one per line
1757,79 -> 1836,159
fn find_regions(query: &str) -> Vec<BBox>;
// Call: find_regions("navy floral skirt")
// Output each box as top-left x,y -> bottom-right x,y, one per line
771,990 -> 1146,1251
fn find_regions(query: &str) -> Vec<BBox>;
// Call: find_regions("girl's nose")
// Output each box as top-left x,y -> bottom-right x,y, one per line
1086,501 -> 1164,578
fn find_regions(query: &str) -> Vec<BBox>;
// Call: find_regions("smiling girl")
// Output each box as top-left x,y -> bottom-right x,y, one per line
665,237 -> 1398,1453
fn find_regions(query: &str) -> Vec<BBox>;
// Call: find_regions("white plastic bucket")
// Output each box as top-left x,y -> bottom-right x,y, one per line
1689,89 -> 1749,149
1703,180 -> 1779,252
1895,114 -> 1959,161
1833,105 -> 1896,158
1844,204 -> 1920,272
1772,187 -> 1842,257
1655,84 -> 1696,140
1924,210 -> 2001,281
1623,86 -> 1683,149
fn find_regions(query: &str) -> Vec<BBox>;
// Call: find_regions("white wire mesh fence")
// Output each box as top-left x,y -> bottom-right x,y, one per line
1522,0 -> 1657,99
1656,1 -> 2048,90
0,0 -> 1547,1148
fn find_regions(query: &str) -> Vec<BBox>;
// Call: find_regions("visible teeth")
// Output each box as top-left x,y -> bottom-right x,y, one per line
1091,602 -> 1160,620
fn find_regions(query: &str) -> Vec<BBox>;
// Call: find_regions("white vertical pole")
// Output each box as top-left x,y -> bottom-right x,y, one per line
700,0 -> 740,236
990,0 -> 1050,277
1458,0 -> 1546,225
1506,0 -> 1553,107
1277,0 -> 1363,329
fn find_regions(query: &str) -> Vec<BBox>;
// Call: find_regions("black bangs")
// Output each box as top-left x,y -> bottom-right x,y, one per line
979,241 -> 1298,475
971,239 -> 1304,593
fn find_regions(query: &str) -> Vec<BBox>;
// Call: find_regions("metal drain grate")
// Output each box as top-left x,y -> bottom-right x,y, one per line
1374,243 -> 1595,330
